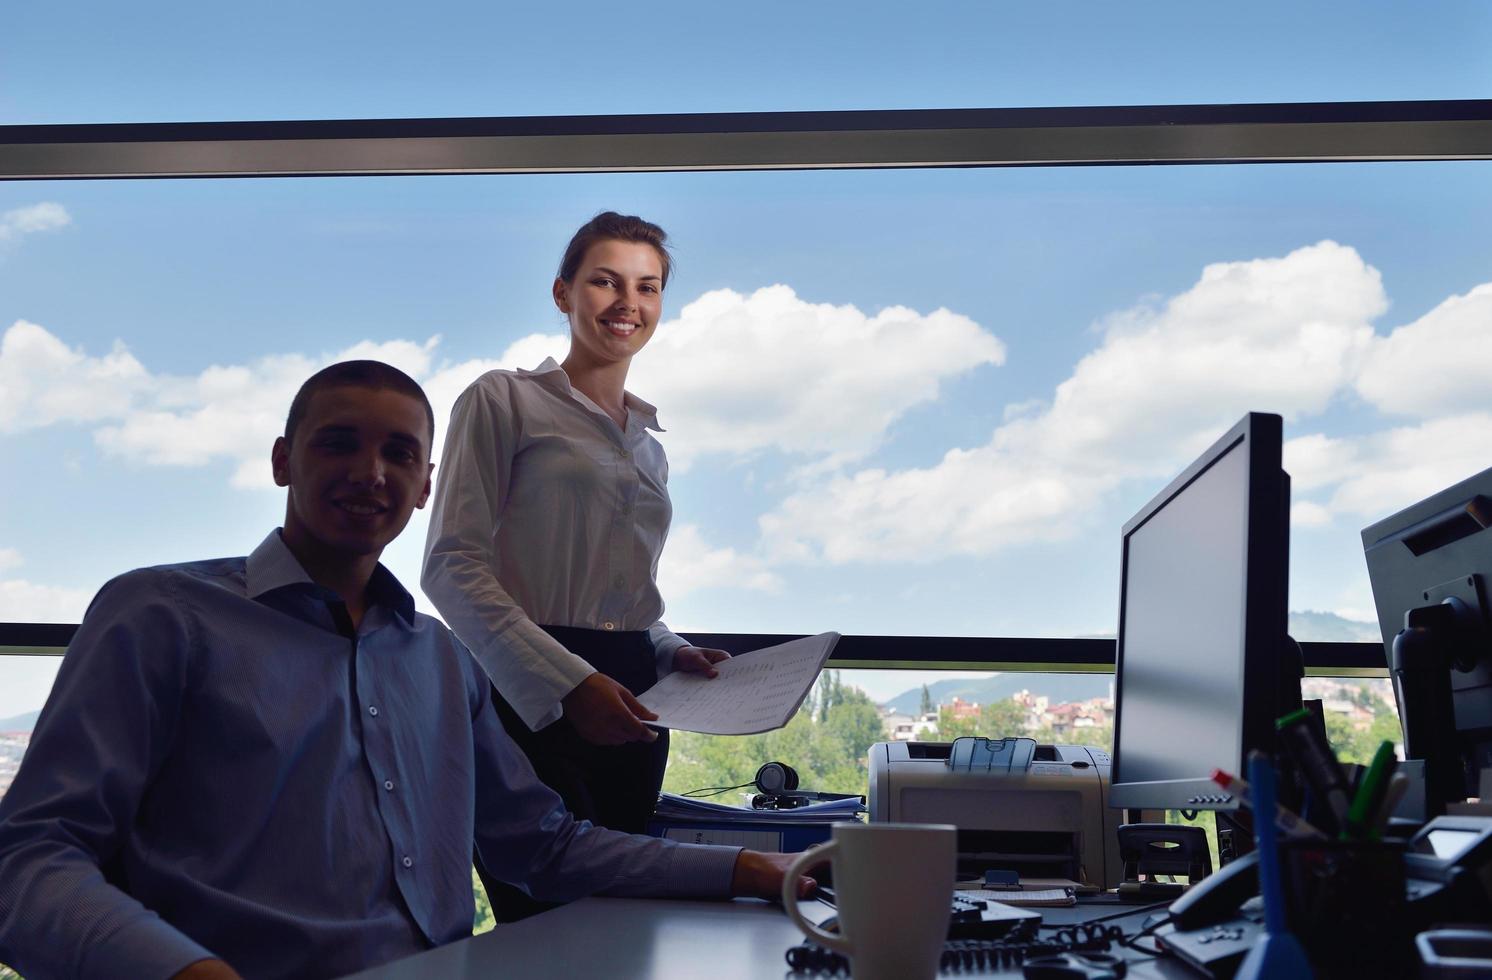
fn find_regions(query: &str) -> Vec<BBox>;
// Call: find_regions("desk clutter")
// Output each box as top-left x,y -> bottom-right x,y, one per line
782,421 -> 1492,979
784,918 -> 1134,977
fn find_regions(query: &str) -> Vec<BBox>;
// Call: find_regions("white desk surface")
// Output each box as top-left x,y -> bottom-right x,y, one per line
339,895 -> 1197,979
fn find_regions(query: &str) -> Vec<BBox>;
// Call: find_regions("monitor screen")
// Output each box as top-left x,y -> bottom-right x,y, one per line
1110,412 -> 1294,811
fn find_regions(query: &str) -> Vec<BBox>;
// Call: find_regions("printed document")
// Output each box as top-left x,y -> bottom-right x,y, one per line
639,632 -> 840,735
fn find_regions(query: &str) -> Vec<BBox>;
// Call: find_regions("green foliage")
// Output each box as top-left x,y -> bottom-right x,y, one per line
0,962 -> 21,980
662,671 -> 884,798
919,684 -> 933,717
1312,679 -> 1401,767
472,867 -> 495,935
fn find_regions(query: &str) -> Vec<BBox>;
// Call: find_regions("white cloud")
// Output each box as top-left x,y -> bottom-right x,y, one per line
1356,282 -> 1492,418
656,524 -> 783,598
631,286 -> 1006,470
0,548 -> 22,573
1283,433 -> 1361,493
11,284 -> 1004,496
1318,413 -> 1492,519
763,241 -> 1389,563
9,249 -> 1486,579
0,202 -> 71,244
0,321 -> 151,433
1290,501 -> 1333,528
91,339 -> 446,489
0,578 -> 94,624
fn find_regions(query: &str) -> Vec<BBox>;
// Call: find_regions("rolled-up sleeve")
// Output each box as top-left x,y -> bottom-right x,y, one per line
422,377 -> 596,731
0,572 -> 216,980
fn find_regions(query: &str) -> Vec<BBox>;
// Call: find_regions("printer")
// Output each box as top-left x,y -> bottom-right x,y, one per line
869,737 -> 1140,890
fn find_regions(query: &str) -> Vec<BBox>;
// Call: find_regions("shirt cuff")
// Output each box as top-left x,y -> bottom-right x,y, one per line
81,912 -> 217,980
475,620 -> 598,731
660,844 -> 741,898
649,629 -> 690,681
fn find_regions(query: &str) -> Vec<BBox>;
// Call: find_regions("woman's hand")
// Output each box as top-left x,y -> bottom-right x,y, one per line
673,645 -> 731,676
561,673 -> 660,745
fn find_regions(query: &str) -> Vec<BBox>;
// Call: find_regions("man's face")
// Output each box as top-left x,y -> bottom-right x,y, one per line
272,385 -> 433,561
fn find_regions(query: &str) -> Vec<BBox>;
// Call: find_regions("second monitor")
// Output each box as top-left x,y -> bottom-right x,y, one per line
1109,412 -> 1300,817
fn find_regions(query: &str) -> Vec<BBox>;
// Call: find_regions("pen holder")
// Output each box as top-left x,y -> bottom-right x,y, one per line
1278,838 -> 1411,980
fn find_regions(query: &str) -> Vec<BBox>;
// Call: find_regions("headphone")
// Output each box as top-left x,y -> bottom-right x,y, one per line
750,762 -> 863,810
753,761 -> 799,795
680,761 -> 865,808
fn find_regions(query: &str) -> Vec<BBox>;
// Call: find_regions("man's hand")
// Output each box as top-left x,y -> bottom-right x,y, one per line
561,673 -> 660,746
171,959 -> 243,980
730,849 -> 817,902
672,645 -> 731,677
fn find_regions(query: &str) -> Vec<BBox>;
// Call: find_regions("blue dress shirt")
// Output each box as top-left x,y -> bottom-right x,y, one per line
0,532 -> 737,980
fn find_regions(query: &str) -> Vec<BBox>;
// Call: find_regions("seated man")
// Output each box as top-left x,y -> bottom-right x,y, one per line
0,360 -> 805,980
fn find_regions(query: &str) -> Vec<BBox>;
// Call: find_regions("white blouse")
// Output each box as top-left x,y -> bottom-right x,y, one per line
421,358 -> 689,731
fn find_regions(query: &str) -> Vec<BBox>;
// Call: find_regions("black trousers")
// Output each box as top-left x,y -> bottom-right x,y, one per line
480,625 -> 669,922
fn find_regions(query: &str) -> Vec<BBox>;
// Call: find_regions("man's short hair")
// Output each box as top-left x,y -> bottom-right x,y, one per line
284,360 -> 436,449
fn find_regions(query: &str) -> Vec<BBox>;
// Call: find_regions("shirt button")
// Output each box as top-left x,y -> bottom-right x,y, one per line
384,780 -> 395,791
368,705 -> 379,717
602,621 -> 616,631
402,855 -> 413,868
620,449 -> 630,458
613,575 -> 625,588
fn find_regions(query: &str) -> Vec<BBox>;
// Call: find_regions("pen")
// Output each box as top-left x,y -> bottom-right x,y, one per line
1277,707 -> 1352,834
1212,768 -> 1326,840
1371,771 -> 1410,838
1344,741 -> 1397,840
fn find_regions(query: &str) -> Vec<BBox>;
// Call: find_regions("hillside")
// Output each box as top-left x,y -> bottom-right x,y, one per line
1288,610 -> 1380,643
0,710 -> 39,732
879,610 -> 1379,712
882,673 -> 1111,715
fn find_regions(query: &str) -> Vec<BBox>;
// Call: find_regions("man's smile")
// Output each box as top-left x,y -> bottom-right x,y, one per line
334,497 -> 388,517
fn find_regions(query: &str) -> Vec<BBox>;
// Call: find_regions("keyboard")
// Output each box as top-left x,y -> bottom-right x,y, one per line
948,893 -> 1043,938
815,888 -> 1041,940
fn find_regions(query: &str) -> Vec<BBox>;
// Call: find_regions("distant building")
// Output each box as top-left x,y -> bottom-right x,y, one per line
881,709 -> 939,741
944,696 -> 981,720
1321,698 -> 1375,731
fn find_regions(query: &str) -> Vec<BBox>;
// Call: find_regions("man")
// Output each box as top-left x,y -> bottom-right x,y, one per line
0,361 -> 805,980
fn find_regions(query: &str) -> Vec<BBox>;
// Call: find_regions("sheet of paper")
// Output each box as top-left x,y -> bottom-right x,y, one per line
638,631 -> 840,735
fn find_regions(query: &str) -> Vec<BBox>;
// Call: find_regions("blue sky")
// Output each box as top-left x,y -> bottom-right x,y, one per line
3,3 -> 1492,716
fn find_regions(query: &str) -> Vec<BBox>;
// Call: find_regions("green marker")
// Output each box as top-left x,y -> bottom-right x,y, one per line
1344,741 -> 1397,841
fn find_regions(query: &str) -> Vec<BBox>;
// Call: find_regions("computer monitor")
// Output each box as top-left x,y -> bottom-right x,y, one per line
1110,412 -> 1299,813
1362,466 -> 1492,812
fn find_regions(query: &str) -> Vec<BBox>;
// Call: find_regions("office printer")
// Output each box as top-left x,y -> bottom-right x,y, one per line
868,737 -> 1130,890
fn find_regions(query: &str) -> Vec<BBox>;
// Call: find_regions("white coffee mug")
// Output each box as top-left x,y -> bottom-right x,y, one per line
781,822 -> 958,980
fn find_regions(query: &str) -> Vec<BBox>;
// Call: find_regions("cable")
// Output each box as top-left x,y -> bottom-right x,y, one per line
786,916 -> 1149,975
1039,899 -> 1173,928
679,782 -> 755,798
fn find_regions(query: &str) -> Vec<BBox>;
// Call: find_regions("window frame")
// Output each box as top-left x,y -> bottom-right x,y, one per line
6,97 -> 1485,673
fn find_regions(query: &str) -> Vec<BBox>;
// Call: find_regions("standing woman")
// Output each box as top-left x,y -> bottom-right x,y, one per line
422,213 -> 729,915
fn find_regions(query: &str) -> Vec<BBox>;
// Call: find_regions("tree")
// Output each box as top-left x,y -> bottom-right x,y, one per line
662,675 -> 892,801
919,684 -> 933,717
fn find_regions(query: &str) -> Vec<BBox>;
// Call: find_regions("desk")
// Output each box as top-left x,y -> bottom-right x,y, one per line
341,896 -> 1201,979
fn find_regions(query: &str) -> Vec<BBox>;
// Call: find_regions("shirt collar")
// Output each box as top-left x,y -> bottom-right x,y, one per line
246,530 -> 417,626
522,357 -> 664,433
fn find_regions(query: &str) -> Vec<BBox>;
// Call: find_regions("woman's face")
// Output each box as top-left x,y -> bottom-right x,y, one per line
554,238 -> 665,369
